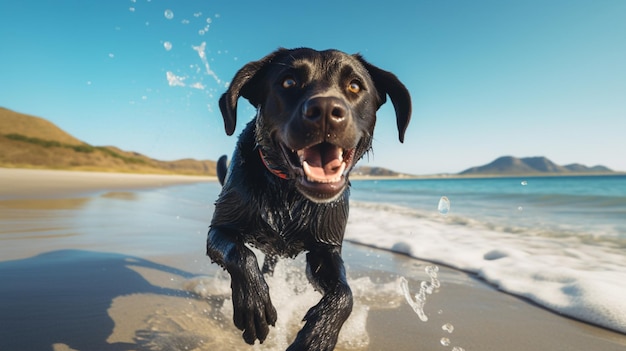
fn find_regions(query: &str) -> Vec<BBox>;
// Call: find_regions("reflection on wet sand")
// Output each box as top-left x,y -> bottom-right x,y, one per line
0,197 -> 91,211
100,191 -> 139,201
0,198 -> 91,242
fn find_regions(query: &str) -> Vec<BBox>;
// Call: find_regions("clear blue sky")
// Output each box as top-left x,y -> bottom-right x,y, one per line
2,0 -> 625,174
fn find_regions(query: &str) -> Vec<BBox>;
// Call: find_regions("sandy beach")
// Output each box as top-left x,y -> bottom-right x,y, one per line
0,168 -> 217,200
1,168 -> 625,351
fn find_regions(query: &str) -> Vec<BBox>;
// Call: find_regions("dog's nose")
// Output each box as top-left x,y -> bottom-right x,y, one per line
302,97 -> 348,128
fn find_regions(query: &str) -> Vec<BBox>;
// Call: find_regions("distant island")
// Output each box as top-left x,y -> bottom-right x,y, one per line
0,107 -> 217,176
459,156 -> 613,176
352,166 -> 412,178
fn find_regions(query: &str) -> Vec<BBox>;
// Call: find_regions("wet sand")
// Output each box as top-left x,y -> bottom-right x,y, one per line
1,168 -> 625,351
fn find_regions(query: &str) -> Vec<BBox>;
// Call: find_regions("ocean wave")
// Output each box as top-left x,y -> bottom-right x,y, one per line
345,202 -> 626,334
350,201 -> 625,244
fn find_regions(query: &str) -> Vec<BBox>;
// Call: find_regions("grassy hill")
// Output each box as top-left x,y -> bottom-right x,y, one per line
0,107 -> 217,176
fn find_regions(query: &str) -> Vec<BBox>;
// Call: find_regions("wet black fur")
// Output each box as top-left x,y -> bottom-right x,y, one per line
207,48 -> 411,350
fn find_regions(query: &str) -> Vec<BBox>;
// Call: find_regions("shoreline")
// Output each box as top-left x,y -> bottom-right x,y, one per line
0,167 -> 217,199
1,172 -> 625,350
343,242 -> 626,351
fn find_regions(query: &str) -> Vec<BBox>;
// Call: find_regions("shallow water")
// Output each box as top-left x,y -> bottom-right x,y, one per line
348,176 -> 626,334
1,179 -> 625,351
0,183 -> 421,350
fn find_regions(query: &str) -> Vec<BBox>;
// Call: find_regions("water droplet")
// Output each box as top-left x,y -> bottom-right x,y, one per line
440,337 -> 451,346
425,265 -> 439,276
438,196 -> 450,215
452,348 -> 465,351
163,41 -> 172,51
521,180 -> 528,186
129,7 -> 135,12
198,29 -> 205,35
442,323 -> 454,333
206,17 -> 212,24
164,9 -> 174,19
400,276 -> 428,321
517,206 -> 523,211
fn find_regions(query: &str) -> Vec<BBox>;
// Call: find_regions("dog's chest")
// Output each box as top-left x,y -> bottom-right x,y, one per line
259,199 -> 311,244
253,195 -> 346,255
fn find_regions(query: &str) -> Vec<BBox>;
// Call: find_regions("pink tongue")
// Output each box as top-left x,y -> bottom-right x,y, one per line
302,144 -> 344,181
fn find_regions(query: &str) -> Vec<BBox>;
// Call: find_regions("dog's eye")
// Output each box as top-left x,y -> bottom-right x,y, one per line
347,81 -> 361,94
282,77 -> 297,89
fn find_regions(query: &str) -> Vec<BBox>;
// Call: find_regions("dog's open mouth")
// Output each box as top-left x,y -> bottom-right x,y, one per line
281,142 -> 355,201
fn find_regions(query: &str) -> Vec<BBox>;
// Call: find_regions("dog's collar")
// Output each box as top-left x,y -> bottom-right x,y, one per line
258,148 -> 290,180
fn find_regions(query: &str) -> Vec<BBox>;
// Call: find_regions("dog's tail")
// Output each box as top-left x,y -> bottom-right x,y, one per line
216,155 -> 228,186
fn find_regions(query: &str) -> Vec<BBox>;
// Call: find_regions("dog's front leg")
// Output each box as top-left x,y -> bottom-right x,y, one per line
288,247 -> 353,351
207,227 -> 277,344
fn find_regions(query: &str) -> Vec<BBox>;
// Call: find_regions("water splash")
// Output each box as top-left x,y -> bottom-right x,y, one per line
399,265 -> 440,321
437,196 -> 450,215
440,337 -> 451,346
166,72 -> 186,87
442,323 -> 454,333
192,42 -> 221,85
182,258 -> 403,350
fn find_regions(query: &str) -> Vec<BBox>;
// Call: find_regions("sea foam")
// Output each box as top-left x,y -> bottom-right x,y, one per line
345,201 -> 626,334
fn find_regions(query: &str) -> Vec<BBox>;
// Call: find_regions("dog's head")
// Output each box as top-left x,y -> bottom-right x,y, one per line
219,48 -> 411,202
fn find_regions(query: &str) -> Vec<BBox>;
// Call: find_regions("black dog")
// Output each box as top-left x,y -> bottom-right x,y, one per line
207,48 -> 411,350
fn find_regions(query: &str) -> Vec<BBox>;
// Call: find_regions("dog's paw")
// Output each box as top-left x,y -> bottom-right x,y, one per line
230,272 -> 277,344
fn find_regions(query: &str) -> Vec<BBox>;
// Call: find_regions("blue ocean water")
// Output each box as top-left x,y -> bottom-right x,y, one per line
351,175 -> 626,242
346,175 -> 626,333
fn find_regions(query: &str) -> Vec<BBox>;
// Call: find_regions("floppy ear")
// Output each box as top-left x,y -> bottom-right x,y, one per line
218,49 -> 285,135
357,57 -> 412,143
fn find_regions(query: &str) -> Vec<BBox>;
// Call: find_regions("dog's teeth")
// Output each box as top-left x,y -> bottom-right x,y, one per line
302,161 -> 346,184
